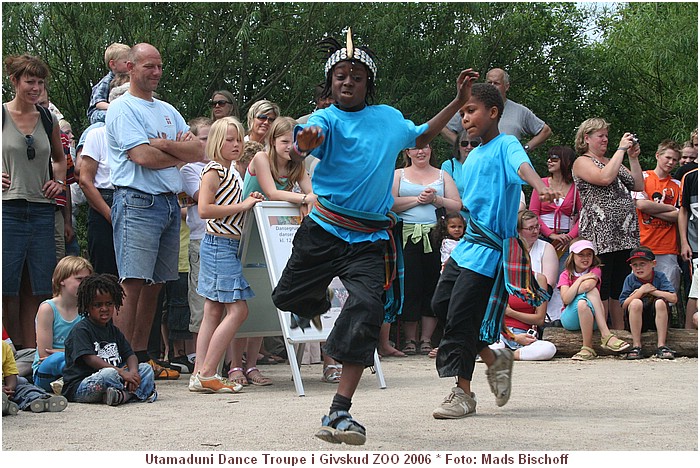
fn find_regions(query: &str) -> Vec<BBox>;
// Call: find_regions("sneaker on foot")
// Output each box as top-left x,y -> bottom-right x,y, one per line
2,393 -> 19,416
103,387 -> 128,406
486,348 -> 514,407
315,410 -> 366,445
144,389 -> 158,403
192,372 -> 242,393
29,395 -> 68,413
50,377 -> 64,395
432,387 -> 477,419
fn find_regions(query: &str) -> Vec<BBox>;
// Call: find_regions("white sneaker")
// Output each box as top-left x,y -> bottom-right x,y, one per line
189,374 -> 207,393
486,348 -> 514,407
432,387 -> 477,419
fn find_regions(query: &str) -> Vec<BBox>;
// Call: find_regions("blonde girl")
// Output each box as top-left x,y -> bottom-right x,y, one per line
557,239 -> 630,360
190,117 -> 264,393
32,256 -> 94,392
227,117 -> 316,387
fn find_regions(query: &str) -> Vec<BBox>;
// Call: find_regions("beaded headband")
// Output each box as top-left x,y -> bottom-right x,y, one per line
323,28 -> 377,79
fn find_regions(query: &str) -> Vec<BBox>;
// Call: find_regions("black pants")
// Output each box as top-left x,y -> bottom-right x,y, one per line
431,258 -> 494,381
272,218 -> 385,366
87,189 -> 117,276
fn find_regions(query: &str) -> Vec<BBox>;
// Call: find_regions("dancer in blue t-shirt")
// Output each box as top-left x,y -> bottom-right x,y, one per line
271,29 -> 478,445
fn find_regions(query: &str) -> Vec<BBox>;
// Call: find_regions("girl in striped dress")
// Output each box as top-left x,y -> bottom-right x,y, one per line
189,117 -> 264,393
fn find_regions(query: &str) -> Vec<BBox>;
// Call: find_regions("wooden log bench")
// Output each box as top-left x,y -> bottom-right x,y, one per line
542,327 -> 698,358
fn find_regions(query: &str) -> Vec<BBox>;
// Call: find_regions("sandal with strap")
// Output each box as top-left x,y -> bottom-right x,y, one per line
600,333 -> 631,352
419,340 -> 433,355
322,364 -> 342,383
245,367 -> 272,386
315,410 -> 367,445
626,346 -> 643,360
655,345 -> 676,360
402,340 -> 418,356
227,367 -> 249,386
572,346 -> 597,361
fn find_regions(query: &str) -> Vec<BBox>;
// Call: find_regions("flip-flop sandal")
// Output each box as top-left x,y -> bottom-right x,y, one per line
572,346 -> 597,361
322,365 -> 342,383
601,334 -> 630,352
227,367 -> 249,386
245,367 -> 273,386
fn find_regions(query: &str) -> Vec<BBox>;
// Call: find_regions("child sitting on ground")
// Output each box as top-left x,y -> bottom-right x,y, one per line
32,256 -> 93,392
558,239 -> 631,360
61,274 -> 157,405
3,340 -> 68,415
618,246 -> 678,359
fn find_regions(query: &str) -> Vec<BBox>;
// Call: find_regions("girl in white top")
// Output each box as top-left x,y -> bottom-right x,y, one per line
190,117 -> 264,393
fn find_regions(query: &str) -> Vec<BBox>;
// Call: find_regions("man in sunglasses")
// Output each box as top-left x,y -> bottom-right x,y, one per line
105,43 -> 203,379
441,68 -> 551,153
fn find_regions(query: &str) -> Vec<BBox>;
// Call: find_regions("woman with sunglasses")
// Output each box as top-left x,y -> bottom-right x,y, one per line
245,100 -> 281,144
2,54 -> 67,350
208,90 -> 239,122
529,146 -> 581,255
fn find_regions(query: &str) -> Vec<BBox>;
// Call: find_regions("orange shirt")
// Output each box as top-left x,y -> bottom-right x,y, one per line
635,170 -> 680,255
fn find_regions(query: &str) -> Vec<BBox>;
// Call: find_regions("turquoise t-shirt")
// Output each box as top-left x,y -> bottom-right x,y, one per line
242,165 -> 288,199
450,133 -> 533,278
298,104 -> 428,244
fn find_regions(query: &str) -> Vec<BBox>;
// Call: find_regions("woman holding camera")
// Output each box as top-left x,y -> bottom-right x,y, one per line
572,118 -> 643,330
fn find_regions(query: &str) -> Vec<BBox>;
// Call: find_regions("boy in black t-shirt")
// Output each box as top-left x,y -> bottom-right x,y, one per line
62,274 -> 157,405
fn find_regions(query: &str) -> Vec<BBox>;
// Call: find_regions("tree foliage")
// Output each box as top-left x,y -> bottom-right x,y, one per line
2,2 -> 697,172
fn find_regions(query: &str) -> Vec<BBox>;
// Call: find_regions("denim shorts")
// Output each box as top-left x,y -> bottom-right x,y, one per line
2,201 -> 57,296
111,187 -> 180,283
196,233 -> 254,303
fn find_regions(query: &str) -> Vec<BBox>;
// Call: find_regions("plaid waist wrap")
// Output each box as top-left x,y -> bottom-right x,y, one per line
313,196 -> 404,323
464,218 -> 551,343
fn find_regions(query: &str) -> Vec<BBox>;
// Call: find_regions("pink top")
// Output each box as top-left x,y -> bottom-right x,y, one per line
557,266 -> 602,291
529,177 -> 582,237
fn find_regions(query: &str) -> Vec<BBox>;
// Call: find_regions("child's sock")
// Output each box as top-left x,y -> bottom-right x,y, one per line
329,393 -> 352,415
135,350 -> 150,363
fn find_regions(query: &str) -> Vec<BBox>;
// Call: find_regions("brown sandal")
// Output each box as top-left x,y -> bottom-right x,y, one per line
245,367 -> 273,386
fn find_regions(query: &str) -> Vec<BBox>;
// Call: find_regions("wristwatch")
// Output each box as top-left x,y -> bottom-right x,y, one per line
54,179 -> 65,185
523,144 -> 530,152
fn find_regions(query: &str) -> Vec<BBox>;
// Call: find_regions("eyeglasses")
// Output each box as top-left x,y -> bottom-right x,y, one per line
209,100 -> 232,108
25,135 -> 35,160
520,224 -> 540,233
256,114 -> 276,123
460,140 -> 480,148
547,155 -> 561,161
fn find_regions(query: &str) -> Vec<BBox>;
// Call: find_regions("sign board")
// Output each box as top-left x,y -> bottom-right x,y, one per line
238,201 -> 385,396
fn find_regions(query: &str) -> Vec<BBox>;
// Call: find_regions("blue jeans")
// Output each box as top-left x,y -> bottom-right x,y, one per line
10,377 -> 50,410
111,187 -> 180,283
2,201 -> 57,296
74,363 -> 155,403
33,352 -> 66,392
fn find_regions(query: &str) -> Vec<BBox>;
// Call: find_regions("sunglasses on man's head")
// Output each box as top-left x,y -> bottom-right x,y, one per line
256,114 -> 275,122
209,99 -> 231,108
460,140 -> 480,148
25,135 -> 35,160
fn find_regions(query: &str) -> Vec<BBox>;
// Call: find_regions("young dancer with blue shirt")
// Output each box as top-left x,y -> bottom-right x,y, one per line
430,83 -> 557,419
271,29 -> 478,445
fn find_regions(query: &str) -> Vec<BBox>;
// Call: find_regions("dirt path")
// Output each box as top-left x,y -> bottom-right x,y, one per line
2,355 -> 697,457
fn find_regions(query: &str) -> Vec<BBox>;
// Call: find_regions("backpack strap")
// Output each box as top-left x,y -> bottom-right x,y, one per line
35,104 -> 54,138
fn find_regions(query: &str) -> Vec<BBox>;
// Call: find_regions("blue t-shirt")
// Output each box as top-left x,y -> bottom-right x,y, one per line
618,270 -> 675,305
450,133 -> 532,277
299,104 -> 428,243
106,92 -> 189,194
